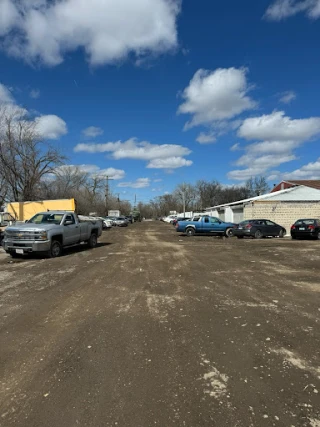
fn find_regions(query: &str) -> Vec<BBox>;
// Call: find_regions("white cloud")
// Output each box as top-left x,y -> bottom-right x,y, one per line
153,178 -> 162,182
230,143 -> 241,151
0,0 -> 181,67
0,82 -> 15,103
75,138 -> 190,159
0,0 -> 19,36
147,157 -> 193,169
74,138 -> 192,169
82,126 -> 104,138
29,88 -> 40,99
229,110 -> 320,180
196,132 -> 216,144
58,164 -> 125,180
238,111 -> 320,142
268,159 -> 320,181
35,115 -> 68,140
265,0 -> 320,20
118,178 -> 150,188
279,90 -> 296,104
0,82 -> 67,140
178,67 -> 256,131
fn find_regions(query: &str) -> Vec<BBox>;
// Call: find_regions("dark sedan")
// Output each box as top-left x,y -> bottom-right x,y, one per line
291,219 -> 320,240
234,219 -> 286,239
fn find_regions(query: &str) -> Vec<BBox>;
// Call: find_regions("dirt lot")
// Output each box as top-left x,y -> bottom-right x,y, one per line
0,221 -> 319,427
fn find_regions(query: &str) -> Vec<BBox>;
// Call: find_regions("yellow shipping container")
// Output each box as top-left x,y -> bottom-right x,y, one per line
7,199 -> 77,221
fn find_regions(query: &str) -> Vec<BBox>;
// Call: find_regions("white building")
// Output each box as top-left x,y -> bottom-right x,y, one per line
205,185 -> 320,234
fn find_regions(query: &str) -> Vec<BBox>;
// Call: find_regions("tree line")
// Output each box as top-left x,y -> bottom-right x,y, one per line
137,177 -> 270,219
0,106 -> 130,216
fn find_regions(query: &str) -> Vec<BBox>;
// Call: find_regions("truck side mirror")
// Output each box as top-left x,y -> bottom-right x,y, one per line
64,220 -> 73,226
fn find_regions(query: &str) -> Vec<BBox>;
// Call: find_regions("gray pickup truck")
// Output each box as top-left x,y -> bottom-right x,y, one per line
2,211 -> 102,258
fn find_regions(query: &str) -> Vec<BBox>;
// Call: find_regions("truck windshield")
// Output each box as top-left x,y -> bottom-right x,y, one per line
28,213 -> 64,225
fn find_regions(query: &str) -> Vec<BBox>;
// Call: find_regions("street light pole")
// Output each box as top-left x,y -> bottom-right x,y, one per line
105,176 -> 114,216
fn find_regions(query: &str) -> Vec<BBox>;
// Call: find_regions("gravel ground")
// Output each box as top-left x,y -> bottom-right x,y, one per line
0,221 -> 319,427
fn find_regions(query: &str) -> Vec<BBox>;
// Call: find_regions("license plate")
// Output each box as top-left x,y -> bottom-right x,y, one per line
16,249 -> 24,254
238,227 -> 243,229
299,227 -> 305,230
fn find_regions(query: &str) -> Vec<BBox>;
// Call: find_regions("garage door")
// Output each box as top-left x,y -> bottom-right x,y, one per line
232,208 -> 243,223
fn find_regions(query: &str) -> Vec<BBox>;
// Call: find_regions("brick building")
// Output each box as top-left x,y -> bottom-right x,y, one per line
205,185 -> 320,235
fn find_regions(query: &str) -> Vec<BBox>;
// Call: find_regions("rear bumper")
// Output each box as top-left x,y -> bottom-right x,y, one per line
291,231 -> 317,238
2,239 -> 51,253
233,229 -> 252,237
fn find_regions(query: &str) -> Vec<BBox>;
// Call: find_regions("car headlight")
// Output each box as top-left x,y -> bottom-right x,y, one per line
40,231 -> 48,240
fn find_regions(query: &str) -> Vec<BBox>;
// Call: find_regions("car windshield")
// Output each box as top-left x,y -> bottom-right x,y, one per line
295,219 -> 316,225
28,213 -> 64,225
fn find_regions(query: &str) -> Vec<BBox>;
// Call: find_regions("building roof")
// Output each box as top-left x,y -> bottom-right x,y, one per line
205,185 -> 320,210
283,180 -> 320,190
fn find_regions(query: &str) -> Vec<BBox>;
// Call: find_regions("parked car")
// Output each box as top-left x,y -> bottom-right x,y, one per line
176,215 -> 236,237
233,219 -> 286,239
115,217 -> 128,227
100,217 -> 113,230
2,211 -> 102,258
125,215 -> 133,224
172,217 -> 191,226
105,216 -> 117,226
163,215 -> 178,223
291,219 -> 320,240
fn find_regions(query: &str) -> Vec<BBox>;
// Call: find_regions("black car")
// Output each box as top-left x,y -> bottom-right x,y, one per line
291,219 -> 320,240
234,219 -> 286,239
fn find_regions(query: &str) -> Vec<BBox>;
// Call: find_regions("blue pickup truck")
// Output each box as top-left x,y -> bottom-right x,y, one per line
175,215 -> 237,237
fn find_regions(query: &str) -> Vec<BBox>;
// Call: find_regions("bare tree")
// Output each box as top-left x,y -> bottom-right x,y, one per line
0,106 -> 65,201
245,176 -> 270,197
174,183 -> 197,214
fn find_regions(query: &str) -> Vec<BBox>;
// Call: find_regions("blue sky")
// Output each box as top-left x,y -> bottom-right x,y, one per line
1,0 -> 320,205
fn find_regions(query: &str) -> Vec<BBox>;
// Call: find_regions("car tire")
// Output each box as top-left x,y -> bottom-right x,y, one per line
254,229 -> 263,239
185,227 -> 195,237
279,229 -> 285,238
291,235 -> 296,240
316,231 -> 320,240
237,236 -> 244,239
88,233 -> 98,248
48,240 -> 63,258
225,228 -> 234,238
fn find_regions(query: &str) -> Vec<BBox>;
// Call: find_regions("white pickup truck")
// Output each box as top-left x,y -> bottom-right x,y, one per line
2,211 -> 102,258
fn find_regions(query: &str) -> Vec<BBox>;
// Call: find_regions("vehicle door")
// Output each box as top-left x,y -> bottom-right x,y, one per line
254,220 -> 267,236
265,220 -> 279,236
209,217 -> 222,233
200,216 -> 212,233
63,214 -> 81,245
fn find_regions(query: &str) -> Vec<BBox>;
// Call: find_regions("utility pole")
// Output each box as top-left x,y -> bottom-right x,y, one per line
105,176 -> 114,216
182,191 -> 186,217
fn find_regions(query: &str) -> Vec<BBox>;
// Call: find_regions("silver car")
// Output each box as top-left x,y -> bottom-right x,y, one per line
115,217 -> 128,227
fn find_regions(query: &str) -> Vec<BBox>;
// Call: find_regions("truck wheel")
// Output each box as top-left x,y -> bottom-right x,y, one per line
225,228 -> 234,238
48,240 -> 63,258
88,233 -> 98,248
185,227 -> 195,237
